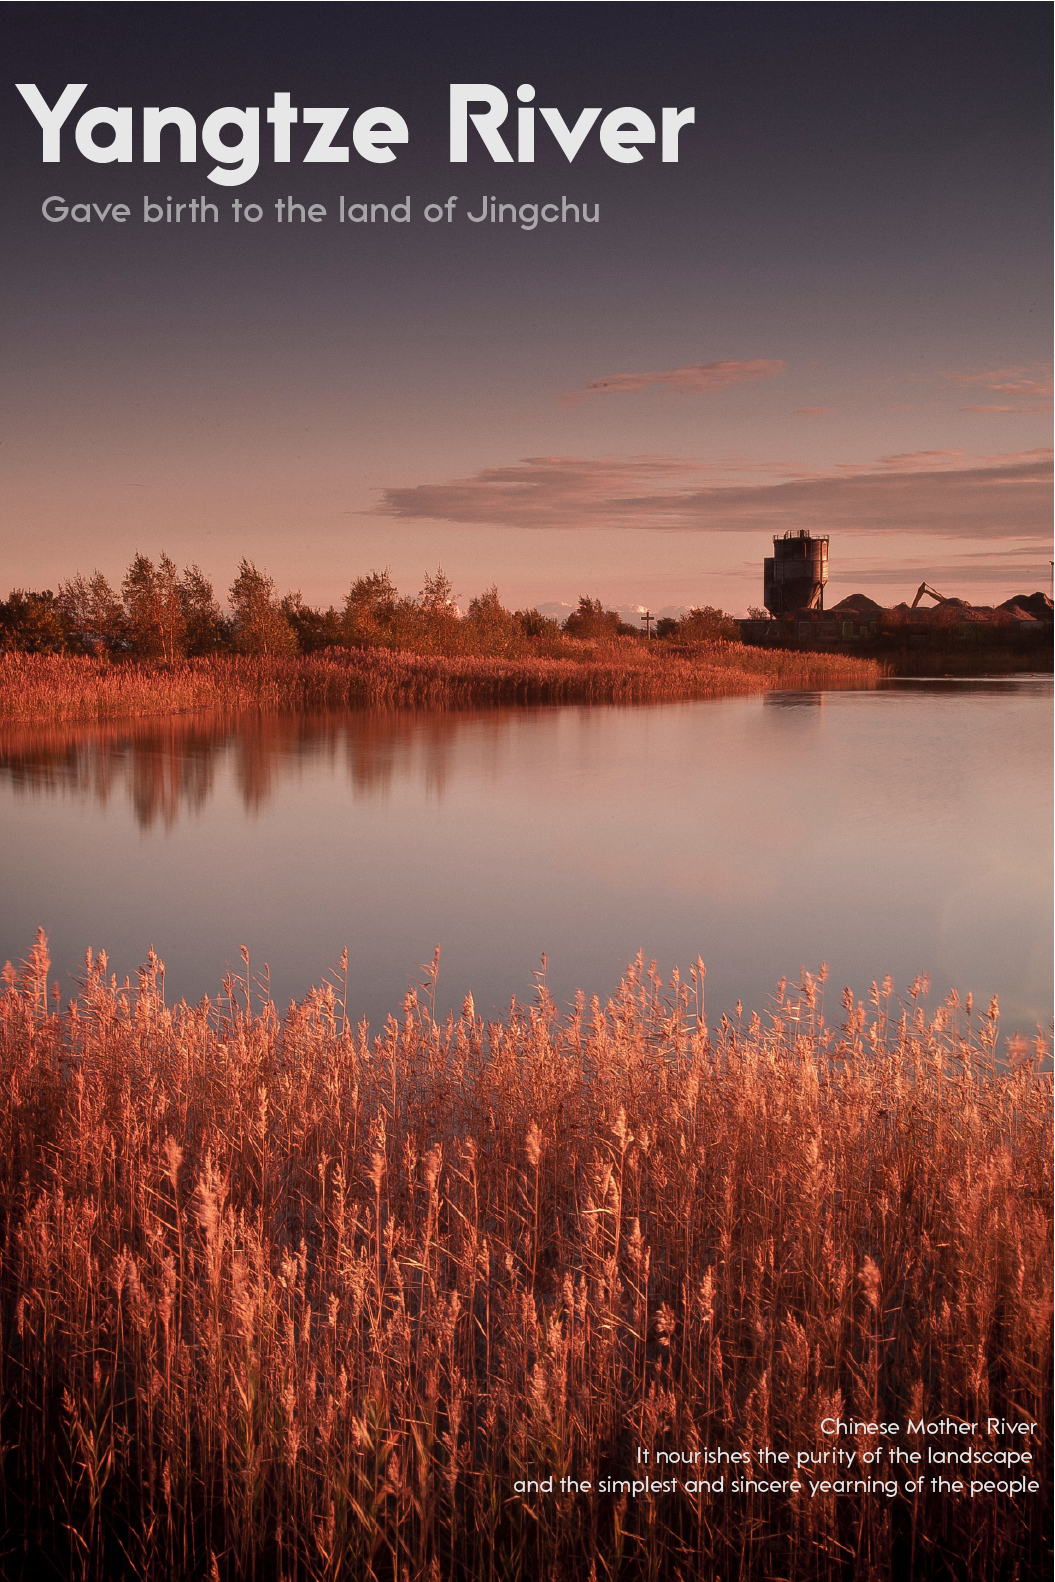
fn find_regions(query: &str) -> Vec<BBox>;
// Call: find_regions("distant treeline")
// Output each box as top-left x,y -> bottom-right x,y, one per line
0,555 -> 741,660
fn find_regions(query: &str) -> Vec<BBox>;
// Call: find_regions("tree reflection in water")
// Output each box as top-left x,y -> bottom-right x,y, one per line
0,709 -> 528,828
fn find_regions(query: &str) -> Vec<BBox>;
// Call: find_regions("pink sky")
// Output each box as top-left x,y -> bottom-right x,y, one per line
3,10 -> 1050,618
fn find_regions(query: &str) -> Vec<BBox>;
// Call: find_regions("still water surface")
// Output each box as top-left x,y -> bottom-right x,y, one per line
1,679 -> 1050,1035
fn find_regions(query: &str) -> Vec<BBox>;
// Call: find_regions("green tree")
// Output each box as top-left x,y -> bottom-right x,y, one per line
0,589 -> 66,653
561,595 -> 624,639
466,585 -> 504,624
228,559 -> 296,656
466,585 -> 517,639
676,606 -> 739,641
342,569 -> 399,644
57,571 -> 126,654
419,567 -> 456,615
416,567 -> 460,652
178,565 -> 228,654
462,586 -> 521,655
122,551 -> 186,661
515,607 -> 559,639
280,592 -> 343,653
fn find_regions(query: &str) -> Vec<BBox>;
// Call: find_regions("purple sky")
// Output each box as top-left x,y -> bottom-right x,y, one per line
2,3 -> 1050,618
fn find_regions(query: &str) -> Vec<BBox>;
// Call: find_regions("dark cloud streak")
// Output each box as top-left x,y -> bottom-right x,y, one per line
376,451 -> 1052,540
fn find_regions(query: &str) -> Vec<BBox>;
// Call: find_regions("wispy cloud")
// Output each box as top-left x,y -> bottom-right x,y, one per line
961,403 -> 1051,414
844,547 -> 1052,589
561,359 -> 784,404
943,366 -> 1053,414
793,406 -> 832,416
376,449 -> 1052,540
833,448 -> 968,476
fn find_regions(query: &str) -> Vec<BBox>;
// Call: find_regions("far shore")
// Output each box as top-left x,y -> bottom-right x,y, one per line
0,643 -> 886,724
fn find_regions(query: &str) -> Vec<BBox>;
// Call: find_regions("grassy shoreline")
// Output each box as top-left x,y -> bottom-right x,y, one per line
1,936 -> 1049,1580
0,643 -> 885,724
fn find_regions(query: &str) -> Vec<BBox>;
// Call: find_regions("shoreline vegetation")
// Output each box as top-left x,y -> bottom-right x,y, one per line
0,555 -> 885,722
1,934 -> 1050,1580
0,644 -> 885,725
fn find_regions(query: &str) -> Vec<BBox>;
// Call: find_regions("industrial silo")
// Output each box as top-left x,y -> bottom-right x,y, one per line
763,531 -> 829,615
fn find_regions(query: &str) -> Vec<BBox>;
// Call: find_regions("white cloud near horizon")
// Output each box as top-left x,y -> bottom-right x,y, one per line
560,358 -> 785,404
376,448 -> 1053,540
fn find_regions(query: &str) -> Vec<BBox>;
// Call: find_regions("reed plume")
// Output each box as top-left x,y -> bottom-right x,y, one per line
0,936 -> 1048,1579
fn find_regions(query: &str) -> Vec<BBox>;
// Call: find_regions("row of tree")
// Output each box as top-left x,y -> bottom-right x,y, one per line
0,554 -> 737,658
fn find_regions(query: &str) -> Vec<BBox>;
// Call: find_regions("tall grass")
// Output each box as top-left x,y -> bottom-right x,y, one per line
0,643 -> 885,724
0,935 -> 1049,1579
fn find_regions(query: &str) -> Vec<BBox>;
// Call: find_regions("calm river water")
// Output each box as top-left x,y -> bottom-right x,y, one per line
1,678 -> 1051,1036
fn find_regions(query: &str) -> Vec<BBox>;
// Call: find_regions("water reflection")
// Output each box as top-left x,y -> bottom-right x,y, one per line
0,716 -> 223,827
764,690 -> 825,708
0,709 -> 528,828
4,679 -> 1049,829
1,684 -> 1050,1035
878,675 -> 1054,697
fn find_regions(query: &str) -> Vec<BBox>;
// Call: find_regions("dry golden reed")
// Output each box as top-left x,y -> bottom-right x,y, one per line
0,643 -> 884,725
0,935 -> 1049,1580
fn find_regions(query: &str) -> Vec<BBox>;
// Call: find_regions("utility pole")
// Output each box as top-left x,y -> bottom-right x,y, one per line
642,610 -> 654,639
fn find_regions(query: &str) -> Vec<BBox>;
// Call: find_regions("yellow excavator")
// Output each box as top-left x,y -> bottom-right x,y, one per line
911,582 -> 949,608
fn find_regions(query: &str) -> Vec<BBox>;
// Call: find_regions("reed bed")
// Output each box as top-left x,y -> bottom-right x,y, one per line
0,934 -> 1049,1580
0,644 -> 884,724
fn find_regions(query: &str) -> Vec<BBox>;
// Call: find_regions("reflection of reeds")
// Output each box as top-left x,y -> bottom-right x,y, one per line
1,643 -> 885,724
1,937 -> 1049,1580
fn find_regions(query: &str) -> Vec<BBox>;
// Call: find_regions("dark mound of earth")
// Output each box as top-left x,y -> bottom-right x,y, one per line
829,593 -> 883,614
999,591 -> 1054,620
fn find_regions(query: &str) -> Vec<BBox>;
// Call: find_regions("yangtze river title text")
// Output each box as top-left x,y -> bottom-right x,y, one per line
16,83 -> 694,184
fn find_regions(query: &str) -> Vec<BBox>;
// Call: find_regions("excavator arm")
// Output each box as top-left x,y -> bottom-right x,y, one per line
911,582 -> 948,608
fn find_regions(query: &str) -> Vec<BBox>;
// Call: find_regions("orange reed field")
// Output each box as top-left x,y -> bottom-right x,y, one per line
0,644 -> 883,724
0,934 -> 1049,1580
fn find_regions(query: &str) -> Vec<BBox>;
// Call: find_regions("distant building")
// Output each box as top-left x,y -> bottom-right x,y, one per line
763,531 -> 829,615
